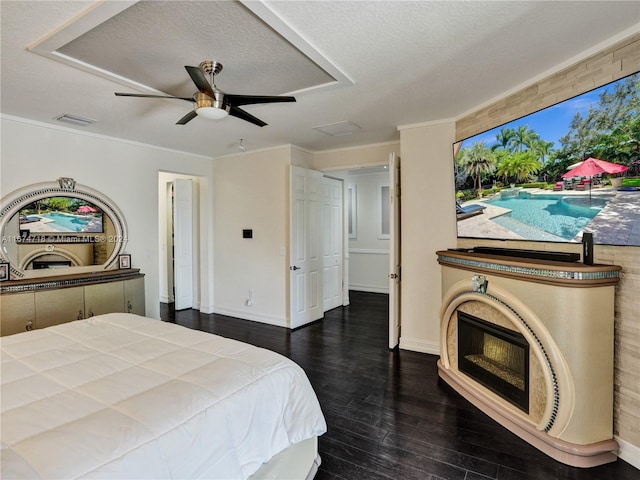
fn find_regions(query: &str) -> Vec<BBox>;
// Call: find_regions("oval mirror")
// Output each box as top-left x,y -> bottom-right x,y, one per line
0,178 -> 128,279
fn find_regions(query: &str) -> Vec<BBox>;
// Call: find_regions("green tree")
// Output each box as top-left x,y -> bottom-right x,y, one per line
559,73 -> 639,163
458,141 -> 497,195
496,157 -> 513,184
496,151 -> 541,184
531,139 -> 554,163
492,128 -> 515,152
508,125 -> 541,153
42,197 -> 74,212
511,151 -> 541,182
591,115 -> 640,165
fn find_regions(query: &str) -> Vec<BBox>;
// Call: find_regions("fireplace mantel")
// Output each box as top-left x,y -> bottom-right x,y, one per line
436,249 -> 620,468
437,249 -> 621,287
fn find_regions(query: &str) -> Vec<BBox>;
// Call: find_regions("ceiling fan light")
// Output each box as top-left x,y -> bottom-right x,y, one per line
196,106 -> 229,120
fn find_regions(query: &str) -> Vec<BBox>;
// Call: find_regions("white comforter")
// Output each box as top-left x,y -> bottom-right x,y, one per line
1,313 -> 326,479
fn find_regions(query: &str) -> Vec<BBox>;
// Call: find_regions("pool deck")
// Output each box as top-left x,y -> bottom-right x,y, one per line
457,188 -> 640,246
21,216 -> 57,233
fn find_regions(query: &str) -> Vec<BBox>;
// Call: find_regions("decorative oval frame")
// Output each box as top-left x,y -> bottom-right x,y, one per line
0,179 -> 127,279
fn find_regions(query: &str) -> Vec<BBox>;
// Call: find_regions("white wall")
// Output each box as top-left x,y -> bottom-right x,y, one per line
212,146 -> 292,326
0,116 -> 213,319
398,120 -> 457,354
313,142 -> 399,171
348,171 -> 390,293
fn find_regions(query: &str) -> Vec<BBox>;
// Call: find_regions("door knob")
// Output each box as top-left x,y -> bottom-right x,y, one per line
290,265 -> 301,271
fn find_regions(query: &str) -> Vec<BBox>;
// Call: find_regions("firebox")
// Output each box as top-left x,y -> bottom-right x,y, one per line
458,311 -> 529,413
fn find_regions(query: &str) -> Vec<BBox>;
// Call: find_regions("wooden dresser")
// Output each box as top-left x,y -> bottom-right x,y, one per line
0,269 -> 145,336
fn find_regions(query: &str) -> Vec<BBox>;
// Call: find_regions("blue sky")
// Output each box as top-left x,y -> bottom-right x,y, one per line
459,80 -> 618,152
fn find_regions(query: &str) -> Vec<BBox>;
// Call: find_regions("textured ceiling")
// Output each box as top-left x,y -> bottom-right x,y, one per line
1,1 -> 639,158
57,1 -> 335,97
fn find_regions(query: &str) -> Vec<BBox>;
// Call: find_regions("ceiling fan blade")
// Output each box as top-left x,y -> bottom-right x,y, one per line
185,66 -> 215,97
176,110 -> 198,125
229,106 -> 267,127
115,92 -> 193,102
225,94 -> 296,107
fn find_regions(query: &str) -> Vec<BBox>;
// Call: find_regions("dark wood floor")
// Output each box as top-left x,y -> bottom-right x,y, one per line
161,291 -> 638,480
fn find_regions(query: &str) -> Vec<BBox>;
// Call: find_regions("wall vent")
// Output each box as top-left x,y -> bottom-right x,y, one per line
313,121 -> 360,136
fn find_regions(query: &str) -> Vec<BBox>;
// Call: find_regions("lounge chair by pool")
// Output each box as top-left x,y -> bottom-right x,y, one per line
456,201 -> 486,220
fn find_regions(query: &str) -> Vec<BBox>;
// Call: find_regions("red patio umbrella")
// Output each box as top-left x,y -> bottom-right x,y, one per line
77,205 -> 97,214
562,157 -> 628,178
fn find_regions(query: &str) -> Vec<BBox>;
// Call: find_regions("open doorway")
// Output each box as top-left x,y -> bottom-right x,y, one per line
342,165 -> 392,294
327,157 -> 400,348
158,172 -> 203,311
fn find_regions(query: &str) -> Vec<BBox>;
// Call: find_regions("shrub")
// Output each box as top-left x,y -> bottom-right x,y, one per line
622,177 -> 640,187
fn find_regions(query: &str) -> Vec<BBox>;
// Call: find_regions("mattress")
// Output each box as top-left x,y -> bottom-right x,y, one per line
0,313 -> 327,479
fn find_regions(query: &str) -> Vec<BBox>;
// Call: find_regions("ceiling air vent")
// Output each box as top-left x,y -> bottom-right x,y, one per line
313,121 -> 361,137
55,114 -> 96,126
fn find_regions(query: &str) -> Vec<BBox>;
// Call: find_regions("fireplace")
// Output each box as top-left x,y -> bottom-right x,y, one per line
458,311 -> 529,413
436,249 -> 621,468
33,260 -> 73,269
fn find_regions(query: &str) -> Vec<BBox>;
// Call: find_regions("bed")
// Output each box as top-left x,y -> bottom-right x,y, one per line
1,313 -> 327,479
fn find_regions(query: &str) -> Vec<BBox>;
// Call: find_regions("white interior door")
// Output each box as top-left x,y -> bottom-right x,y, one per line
173,178 -> 193,310
322,176 -> 343,312
388,153 -> 401,349
290,166 -> 323,328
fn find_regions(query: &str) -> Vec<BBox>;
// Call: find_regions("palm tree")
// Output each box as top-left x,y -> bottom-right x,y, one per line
496,155 -> 517,184
511,151 -> 541,182
496,151 -> 541,184
531,139 -> 554,163
459,142 -> 497,195
508,125 -> 540,153
492,128 -> 515,152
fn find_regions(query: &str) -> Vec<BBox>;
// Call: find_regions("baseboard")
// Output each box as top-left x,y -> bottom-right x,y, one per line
213,306 -> 288,328
199,304 -> 215,314
399,337 -> 440,355
616,436 -> 640,471
349,284 -> 389,294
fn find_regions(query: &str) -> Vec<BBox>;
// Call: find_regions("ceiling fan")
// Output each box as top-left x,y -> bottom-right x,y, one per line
114,61 -> 296,127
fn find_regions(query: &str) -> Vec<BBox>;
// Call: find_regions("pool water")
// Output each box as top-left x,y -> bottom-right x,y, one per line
40,212 -> 97,233
485,193 -> 612,240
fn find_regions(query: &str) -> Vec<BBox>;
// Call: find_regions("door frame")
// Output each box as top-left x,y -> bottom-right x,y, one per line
158,171 -> 210,312
388,152 -> 401,349
318,157 -> 401,347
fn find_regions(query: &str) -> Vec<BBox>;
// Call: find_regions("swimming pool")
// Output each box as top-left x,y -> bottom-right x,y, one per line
485,193 -> 613,240
39,212 -> 100,233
